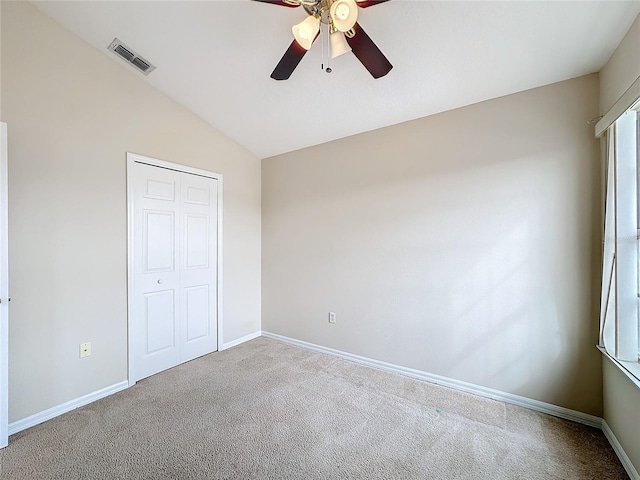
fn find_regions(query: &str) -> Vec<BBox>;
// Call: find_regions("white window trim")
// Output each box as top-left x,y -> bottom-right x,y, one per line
598,346 -> 640,391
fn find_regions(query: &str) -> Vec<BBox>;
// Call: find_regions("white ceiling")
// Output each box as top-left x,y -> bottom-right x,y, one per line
32,1 -> 640,159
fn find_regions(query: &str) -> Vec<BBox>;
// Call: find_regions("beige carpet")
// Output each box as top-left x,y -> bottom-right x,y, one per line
0,337 -> 628,479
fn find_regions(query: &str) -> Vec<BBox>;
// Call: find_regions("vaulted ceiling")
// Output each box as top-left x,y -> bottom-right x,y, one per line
32,1 -> 640,159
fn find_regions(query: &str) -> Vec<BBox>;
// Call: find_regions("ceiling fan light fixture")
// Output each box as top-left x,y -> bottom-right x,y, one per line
292,15 -> 320,50
330,0 -> 358,32
330,31 -> 352,58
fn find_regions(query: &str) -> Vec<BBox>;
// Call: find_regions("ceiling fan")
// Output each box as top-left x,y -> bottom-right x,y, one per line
253,0 -> 392,80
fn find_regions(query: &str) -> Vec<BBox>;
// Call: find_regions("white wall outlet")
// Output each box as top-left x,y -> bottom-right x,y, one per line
80,342 -> 91,358
329,312 -> 336,324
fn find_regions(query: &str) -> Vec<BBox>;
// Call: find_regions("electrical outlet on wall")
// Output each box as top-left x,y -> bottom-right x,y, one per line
329,312 -> 336,324
80,342 -> 91,358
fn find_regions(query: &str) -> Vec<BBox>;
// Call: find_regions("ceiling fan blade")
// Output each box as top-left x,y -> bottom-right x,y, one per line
345,23 -> 393,79
251,0 -> 300,8
271,40 -> 309,80
356,0 -> 390,8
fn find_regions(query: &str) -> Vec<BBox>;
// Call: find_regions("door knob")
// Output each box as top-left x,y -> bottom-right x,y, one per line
157,279 -> 163,284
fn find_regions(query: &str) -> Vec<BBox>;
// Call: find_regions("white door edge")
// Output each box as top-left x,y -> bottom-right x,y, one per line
0,123 -> 8,448
126,152 -> 223,386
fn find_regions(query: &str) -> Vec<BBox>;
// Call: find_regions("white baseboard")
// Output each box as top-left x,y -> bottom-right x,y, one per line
602,420 -> 640,480
261,331 -> 602,428
8,380 -> 128,436
222,330 -> 261,350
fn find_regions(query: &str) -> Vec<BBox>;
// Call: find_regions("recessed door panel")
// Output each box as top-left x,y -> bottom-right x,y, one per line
185,285 -> 209,341
144,211 -> 175,272
185,214 -> 209,269
145,179 -> 175,201
185,185 -> 210,205
145,290 -> 176,354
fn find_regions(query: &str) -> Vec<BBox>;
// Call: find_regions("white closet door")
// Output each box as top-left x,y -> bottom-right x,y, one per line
180,172 -> 218,363
131,160 -> 219,382
132,164 -> 182,380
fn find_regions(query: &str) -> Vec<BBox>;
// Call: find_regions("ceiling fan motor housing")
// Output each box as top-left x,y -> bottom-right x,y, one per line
304,0 -> 358,33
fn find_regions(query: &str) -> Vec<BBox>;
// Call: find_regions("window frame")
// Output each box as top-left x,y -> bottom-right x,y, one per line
599,103 -> 640,383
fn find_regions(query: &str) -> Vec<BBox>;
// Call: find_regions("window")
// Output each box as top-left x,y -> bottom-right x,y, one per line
599,101 -> 640,378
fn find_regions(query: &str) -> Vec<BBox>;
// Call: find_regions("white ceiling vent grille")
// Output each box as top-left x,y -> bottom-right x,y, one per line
108,38 -> 156,75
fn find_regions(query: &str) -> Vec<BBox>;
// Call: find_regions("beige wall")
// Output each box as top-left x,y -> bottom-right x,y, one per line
603,360 -> 640,471
263,74 -> 603,415
1,2 -> 261,422
599,12 -> 640,475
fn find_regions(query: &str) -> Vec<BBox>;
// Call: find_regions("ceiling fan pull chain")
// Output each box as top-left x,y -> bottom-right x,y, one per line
321,16 -> 326,70
324,22 -> 332,73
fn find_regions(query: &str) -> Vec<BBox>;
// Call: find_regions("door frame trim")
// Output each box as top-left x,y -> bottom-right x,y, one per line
126,152 -> 223,387
1,123 -> 8,448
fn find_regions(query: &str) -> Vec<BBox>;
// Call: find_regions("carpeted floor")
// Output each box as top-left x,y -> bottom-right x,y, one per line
0,337 -> 629,479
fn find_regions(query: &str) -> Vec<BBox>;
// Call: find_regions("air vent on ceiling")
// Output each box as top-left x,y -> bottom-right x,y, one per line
108,38 -> 156,75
